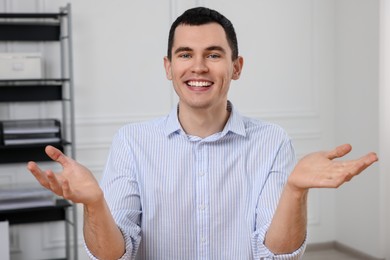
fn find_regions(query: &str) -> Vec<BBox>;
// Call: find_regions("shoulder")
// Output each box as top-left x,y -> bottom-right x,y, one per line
115,116 -> 168,140
240,116 -> 295,161
242,116 -> 290,141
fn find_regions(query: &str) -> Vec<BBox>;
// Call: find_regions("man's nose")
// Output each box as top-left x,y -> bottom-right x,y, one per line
191,57 -> 208,73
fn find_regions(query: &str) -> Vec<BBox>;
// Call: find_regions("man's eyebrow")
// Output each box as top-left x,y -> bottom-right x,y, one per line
174,47 -> 193,55
173,45 -> 226,55
206,45 -> 226,53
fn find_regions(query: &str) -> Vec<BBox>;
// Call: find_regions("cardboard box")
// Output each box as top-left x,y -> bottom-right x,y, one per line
0,53 -> 42,80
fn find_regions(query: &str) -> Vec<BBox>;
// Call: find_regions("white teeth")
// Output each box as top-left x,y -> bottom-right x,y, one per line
187,81 -> 212,87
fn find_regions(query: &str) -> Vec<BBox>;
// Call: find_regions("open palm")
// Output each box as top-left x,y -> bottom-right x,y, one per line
288,144 -> 378,191
27,145 -> 102,205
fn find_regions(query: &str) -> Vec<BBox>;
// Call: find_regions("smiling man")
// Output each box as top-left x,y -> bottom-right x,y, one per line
164,21 -> 243,138
27,7 -> 377,260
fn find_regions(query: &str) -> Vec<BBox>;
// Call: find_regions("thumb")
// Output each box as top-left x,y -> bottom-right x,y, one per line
45,145 -> 70,167
326,144 -> 352,160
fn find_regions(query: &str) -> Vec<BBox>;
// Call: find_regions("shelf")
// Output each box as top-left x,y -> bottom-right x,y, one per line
0,13 -> 62,19
0,23 -> 60,41
0,142 -> 66,164
0,12 -> 65,42
0,199 -> 71,224
0,84 -> 63,102
0,79 -> 69,83
0,79 -> 68,102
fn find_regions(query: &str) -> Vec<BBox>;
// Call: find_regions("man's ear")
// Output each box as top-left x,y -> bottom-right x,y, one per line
232,56 -> 244,80
164,56 -> 172,80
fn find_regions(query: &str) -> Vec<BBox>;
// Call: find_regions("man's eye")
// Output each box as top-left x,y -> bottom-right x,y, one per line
208,54 -> 221,59
179,53 -> 191,58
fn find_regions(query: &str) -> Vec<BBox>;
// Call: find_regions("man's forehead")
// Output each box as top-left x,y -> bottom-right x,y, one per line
174,22 -> 224,36
172,23 -> 230,49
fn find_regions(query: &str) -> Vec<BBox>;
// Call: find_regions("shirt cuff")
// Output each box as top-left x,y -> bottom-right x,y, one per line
83,240 -> 132,260
261,239 -> 306,260
252,223 -> 307,259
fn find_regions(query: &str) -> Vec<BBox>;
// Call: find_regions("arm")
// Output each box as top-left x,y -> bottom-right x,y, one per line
27,145 -> 126,259
264,144 -> 378,254
83,195 -> 126,259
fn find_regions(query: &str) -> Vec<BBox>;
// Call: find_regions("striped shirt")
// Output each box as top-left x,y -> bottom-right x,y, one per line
86,102 -> 306,260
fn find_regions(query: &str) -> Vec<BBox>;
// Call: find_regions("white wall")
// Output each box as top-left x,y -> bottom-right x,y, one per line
0,0 -> 384,259
379,0 -> 390,259
334,0 -> 381,257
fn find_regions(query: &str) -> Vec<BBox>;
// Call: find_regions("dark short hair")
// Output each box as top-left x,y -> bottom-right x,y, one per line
167,7 -> 239,61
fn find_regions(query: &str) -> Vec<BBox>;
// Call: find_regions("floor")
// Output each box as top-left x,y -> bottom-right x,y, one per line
303,249 -> 364,260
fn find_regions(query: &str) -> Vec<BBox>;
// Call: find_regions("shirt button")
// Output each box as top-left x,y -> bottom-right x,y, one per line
201,237 -> 206,243
199,172 -> 205,176
199,204 -> 206,210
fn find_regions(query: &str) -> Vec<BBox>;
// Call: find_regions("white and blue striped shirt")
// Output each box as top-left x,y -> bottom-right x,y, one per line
87,103 -> 306,260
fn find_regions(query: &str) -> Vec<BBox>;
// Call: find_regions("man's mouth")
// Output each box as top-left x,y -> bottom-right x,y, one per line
186,80 -> 213,87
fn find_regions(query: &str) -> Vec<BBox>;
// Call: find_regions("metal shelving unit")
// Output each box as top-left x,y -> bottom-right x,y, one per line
0,4 -> 77,260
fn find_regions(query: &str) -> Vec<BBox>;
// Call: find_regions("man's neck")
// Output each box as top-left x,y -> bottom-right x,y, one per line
178,102 -> 231,138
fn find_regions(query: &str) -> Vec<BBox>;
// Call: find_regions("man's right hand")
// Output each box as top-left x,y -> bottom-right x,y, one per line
27,145 -> 103,206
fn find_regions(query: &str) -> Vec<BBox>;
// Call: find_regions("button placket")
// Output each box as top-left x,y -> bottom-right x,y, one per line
195,142 -> 209,259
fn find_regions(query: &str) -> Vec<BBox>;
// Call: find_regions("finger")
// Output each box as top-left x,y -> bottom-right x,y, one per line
46,170 -> 64,196
27,161 -> 40,174
365,152 -> 379,164
329,153 -> 379,187
347,152 -> 378,176
45,145 -> 70,167
62,179 -> 72,200
27,161 -> 50,187
326,144 -> 352,160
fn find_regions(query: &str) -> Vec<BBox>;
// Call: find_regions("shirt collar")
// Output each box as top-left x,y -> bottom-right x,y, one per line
164,101 -> 247,138
221,101 -> 246,137
164,105 -> 182,137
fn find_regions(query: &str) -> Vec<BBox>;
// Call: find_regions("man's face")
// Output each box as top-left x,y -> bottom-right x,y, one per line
164,23 -> 243,112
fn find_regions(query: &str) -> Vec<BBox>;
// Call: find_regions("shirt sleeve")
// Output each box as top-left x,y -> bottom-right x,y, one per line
251,136 -> 307,259
84,241 -> 133,260
84,127 -> 142,259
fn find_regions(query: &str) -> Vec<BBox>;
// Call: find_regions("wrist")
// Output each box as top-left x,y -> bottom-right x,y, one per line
84,189 -> 105,213
284,180 -> 309,201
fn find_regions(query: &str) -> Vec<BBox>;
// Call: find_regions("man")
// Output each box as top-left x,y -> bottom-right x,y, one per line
27,7 -> 378,260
